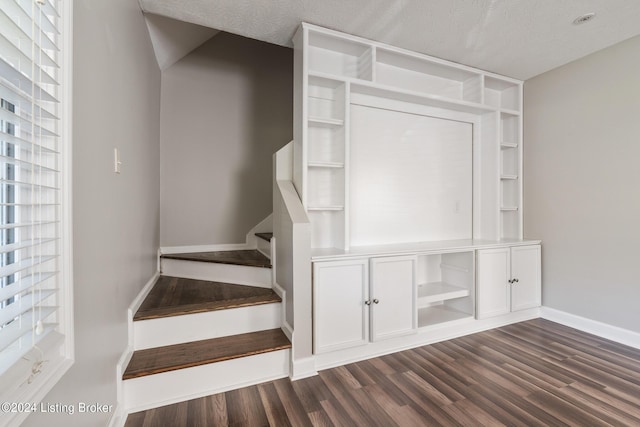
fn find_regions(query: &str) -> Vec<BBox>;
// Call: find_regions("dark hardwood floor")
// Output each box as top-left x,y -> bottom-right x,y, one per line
123,329 -> 291,380
255,232 -> 273,242
134,276 -> 281,321
161,250 -> 272,268
124,319 -> 640,426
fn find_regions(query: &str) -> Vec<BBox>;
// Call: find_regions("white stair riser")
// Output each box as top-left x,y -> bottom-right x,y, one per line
161,258 -> 271,288
123,349 -> 290,412
257,238 -> 271,259
134,303 -> 282,350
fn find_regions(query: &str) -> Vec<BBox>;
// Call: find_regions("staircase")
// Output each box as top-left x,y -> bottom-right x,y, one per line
122,236 -> 291,412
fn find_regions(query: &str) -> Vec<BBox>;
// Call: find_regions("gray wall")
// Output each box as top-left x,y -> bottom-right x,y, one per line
524,35 -> 640,332
160,33 -> 293,247
24,0 -> 161,426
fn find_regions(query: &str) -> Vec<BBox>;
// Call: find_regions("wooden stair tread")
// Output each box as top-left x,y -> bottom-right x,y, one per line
134,276 -> 281,321
255,232 -> 273,242
162,249 -> 271,268
123,329 -> 291,380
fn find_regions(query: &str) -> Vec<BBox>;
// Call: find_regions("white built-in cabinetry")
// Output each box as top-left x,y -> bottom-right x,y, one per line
312,242 -> 541,360
476,245 -> 542,319
313,255 -> 416,354
312,259 -> 368,354
369,256 -> 416,341
293,23 -> 524,250
416,251 -> 474,327
294,23 -> 539,371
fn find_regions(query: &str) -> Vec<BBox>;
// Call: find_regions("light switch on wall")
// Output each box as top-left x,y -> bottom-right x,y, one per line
114,148 -> 122,174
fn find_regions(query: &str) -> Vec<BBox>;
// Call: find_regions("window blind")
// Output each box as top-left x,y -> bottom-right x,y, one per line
0,0 -> 67,386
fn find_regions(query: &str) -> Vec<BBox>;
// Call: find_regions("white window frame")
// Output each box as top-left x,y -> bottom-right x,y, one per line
0,1 -> 73,425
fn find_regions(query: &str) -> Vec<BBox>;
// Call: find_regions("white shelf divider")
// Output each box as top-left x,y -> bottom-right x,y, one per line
417,282 -> 470,306
308,116 -> 345,127
307,205 -> 345,211
501,142 -> 518,149
308,161 -> 344,168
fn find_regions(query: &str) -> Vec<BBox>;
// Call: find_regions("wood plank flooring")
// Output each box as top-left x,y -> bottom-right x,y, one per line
124,319 -> 640,426
161,250 -> 272,268
134,276 -> 281,321
123,329 -> 291,380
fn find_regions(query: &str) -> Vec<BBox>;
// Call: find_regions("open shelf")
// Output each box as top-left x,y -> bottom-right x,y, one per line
350,80 -> 494,115
307,167 -> 345,209
501,179 -> 519,210
417,282 -> 470,306
308,76 -> 345,121
484,76 -> 520,111
308,31 -> 373,80
308,161 -> 344,168
299,24 -> 524,248
375,48 -> 482,103
501,209 -> 521,239
501,114 -> 520,144
307,205 -> 344,211
308,116 -> 344,127
418,305 -> 472,326
307,124 -> 345,165
416,252 -> 474,327
309,209 -> 345,249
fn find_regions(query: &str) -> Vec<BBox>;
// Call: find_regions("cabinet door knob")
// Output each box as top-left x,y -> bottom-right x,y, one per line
514,278 -> 519,283
365,300 -> 372,305
373,299 -> 380,304
508,279 -> 514,284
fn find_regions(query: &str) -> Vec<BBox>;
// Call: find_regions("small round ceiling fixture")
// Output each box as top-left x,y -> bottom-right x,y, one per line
573,13 -> 596,25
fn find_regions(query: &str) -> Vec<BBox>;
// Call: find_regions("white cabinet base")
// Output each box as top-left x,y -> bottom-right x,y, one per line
313,307 -> 540,372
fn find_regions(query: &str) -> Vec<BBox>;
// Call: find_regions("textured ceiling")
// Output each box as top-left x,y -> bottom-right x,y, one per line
138,0 -> 640,80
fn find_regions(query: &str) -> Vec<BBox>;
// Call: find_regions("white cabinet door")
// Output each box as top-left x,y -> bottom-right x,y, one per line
370,256 -> 417,341
511,245 -> 541,312
313,259 -> 369,354
476,248 -> 511,319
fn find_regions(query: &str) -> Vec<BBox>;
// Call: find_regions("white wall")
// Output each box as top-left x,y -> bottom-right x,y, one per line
23,1 -> 161,426
160,33 -> 293,247
524,35 -> 640,333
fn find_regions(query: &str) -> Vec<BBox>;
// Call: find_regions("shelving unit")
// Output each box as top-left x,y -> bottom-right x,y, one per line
375,48 -> 482,103
294,23 -> 524,250
484,76 -> 520,111
499,111 -> 522,238
308,31 -> 373,81
415,252 -> 474,327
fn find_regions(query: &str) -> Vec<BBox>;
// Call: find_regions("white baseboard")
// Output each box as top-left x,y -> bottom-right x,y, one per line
245,214 -> 273,250
272,282 -> 285,299
128,272 -> 160,318
541,306 -> 640,350
128,272 -> 160,348
107,403 -> 126,427
313,308 -> 541,373
290,356 -> 317,381
282,321 -> 293,343
160,243 -> 251,255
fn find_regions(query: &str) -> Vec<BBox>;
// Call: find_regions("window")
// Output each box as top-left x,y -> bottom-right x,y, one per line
0,1 -> 72,424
